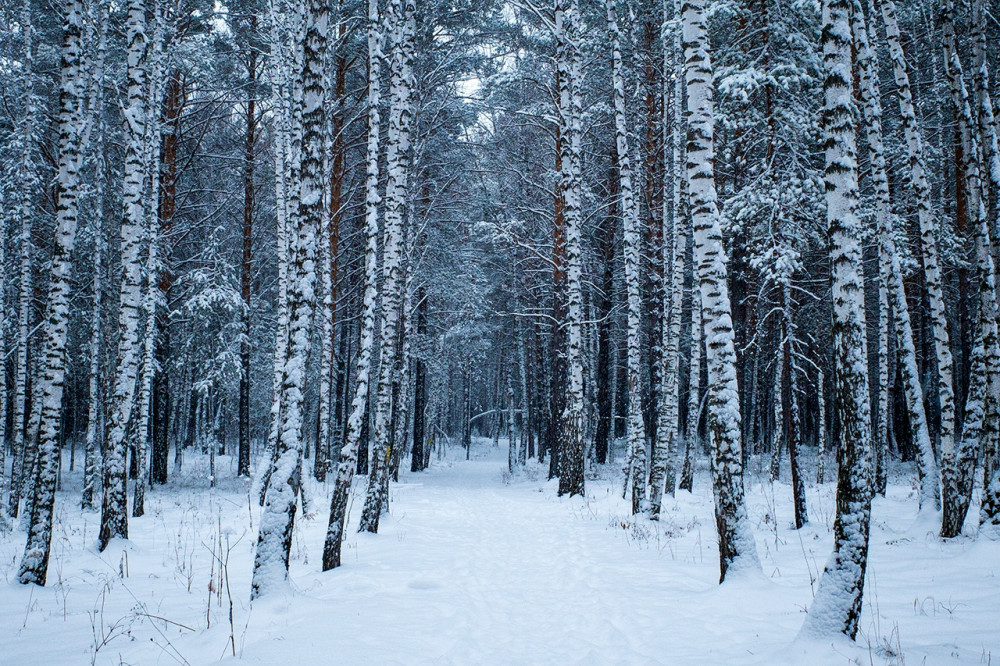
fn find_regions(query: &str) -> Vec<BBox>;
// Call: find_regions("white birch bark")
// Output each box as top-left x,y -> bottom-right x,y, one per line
651,0 -> 682,513
851,1 -> 936,508
971,0 -> 999,225
940,1 -> 999,537
680,293 -> 700,493
8,0 -> 37,520
606,0 -> 646,513
323,0 -> 383,569
17,0 -> 88,585
360,0 -> 417,529
252,0 -> 327,597
133,8 -> 165,518
875,0 -> 950,508
556,0 -> 586,498
82,0 -> 107,510
816,368 -> 826,483
99,0 -> 148,550
682,0 -> 759,580
255,0 -> 295,503
801,0 -> 873,639
769,351 -> 784,483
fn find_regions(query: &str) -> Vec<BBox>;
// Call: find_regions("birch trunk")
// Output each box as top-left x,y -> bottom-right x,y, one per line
360,0 -> 416,530
322,0 -> 383,569
875,0 -> 949,507
99,0 -> 148,550
801,0 -> 873,639
851,1 -> 936,507
251,0 -> 327,597
940,1 -> 999,538
556,0 -> 586,498
769,350 -> 783,483
651,0 -> 682,514
81,0 -> 107,510
680,295 -> 700,493
8,0 -> 36,520
607,0 -> 646,512
782,284 -> 807,528
18,0 -> 87,584
255,0 -> 296,503
682,0 -> 759,580
133,14 -> 164,518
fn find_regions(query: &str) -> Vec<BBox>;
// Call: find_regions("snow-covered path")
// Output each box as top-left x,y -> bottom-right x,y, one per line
2,442 -> 999,664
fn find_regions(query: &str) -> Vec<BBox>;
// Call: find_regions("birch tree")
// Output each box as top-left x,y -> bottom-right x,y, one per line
322,0 -> 383,570
873,0 -> 949,508
606,0 -> 646,513
650,0 -> 683,515
80,0 -> 107,511
251,0 -> 327,597
18,0 -> 88,585
99,0 -> 148,550
7,0 -> 37,521
682,0 -> 759,581
850,0 -> 936,510
800,0 -> 873,639
360,0 -> 417,530
940,0 -> 999,538
556,0 -> 586,498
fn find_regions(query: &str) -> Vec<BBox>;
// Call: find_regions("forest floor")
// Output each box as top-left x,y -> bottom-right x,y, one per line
1,439 -> 998,665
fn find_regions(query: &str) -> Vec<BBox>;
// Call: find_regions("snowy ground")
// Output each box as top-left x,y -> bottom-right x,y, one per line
1,440 -> 998,665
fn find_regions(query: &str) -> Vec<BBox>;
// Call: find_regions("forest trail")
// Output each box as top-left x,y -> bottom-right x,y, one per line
2,444 -> 998,665
244,443 -> 800,665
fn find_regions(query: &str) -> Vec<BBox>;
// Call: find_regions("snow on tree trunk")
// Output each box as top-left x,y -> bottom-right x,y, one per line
99,0 -> 148,550
556,0 -> 586,498
782,284 -> 807,528
651,0 -> 683,514
675,6 -> 695,496
680,291 -> 700,493
971,0 -> 1000,535
940,0 -> 999,538
875,0 -> 949,508
769,348 -> 783,483
851,1 -> 936,508
970,0 -> 999,226
81,1 -> 108,511
360,0 -> 416,531
133,14 -> 165,519
816,368 -> 826,484
239,21 -> 260,480
800,0 -> 873,639
607,0 -> 646,512
323,0 -> 383,570
251,0 -> 327,598
0,193 -> 6,520
682,0 -> 759,581
8,0 -> 37,521
255,0 -> 297,504
17,0 -> 87,584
